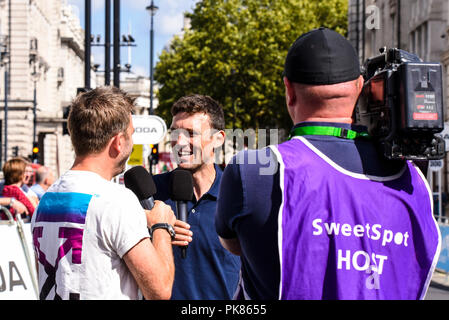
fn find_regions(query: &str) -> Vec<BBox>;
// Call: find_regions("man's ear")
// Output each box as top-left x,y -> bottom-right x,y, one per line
213,130 -> 226,149
356,75 -> 365,94
283,77 -> 297,107
204,128 -> 225,149
108,133 -> 122,158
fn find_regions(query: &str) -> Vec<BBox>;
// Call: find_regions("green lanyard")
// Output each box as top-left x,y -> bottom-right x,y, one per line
289,126 -> 370,141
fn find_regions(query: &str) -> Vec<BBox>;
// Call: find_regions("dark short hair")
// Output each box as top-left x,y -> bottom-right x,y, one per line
171,95 -> 225,130
68,86 -> 135,157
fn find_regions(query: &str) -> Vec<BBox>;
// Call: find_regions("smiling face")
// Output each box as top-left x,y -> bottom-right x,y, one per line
170,112 -> 224,172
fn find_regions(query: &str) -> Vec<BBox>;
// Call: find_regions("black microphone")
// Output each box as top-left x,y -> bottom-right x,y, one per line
169,169 -> 194,259
124,166 -> 157,210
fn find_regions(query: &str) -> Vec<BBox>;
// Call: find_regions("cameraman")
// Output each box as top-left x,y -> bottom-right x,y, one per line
215,28 -> 441,300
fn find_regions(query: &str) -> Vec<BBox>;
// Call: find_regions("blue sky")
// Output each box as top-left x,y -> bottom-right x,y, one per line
67,0 -> 198,78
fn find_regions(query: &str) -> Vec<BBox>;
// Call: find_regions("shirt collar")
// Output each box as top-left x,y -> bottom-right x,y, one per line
202,164 -> 222,200
293,121 -> 368,133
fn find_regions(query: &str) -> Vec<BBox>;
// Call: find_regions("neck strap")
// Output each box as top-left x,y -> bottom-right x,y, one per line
289,126 -> 370,140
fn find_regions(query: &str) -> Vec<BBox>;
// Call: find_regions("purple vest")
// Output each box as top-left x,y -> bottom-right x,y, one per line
271,137 -> 441,300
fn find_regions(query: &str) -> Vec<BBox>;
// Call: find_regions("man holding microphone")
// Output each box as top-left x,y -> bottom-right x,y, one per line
153,94 -> 240,299
31,87 -> 177,300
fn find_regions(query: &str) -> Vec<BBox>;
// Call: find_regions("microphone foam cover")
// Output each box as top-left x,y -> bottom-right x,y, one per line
169,169 -> 194,201
124,166 -> 157,201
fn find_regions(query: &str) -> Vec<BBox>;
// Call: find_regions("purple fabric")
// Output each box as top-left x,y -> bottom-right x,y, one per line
275,137 -> 441,300
35,211 -> 86,224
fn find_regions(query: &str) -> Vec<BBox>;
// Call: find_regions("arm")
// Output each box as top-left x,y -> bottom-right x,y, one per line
3,186 -> 35,216
219,237 -> 242,256
123,200 -> 176,300
0,197 -> 28,215
123,237 -> 173,300
215,158 -> 245,256
16,190 -> 35,216
0,197 -> 12,206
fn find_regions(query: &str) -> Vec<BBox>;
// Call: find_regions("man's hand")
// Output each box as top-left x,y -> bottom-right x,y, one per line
144,202 -> 192,246
145,200 -> 176,228
172,220 -> 193,247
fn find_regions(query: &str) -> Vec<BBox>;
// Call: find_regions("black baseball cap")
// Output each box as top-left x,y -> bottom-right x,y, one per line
284,27 -> 361,85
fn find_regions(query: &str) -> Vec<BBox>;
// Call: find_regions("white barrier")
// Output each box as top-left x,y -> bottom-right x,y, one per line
0,208 -> 38,300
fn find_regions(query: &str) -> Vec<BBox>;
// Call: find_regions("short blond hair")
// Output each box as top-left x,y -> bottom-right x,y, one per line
68,87 -> 135,157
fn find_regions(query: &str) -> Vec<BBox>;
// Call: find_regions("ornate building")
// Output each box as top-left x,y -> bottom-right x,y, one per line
348,0 -> 449,214
0,0 -> 95,177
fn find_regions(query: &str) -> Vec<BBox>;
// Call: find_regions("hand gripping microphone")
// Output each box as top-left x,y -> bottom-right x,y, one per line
124,166 -> 157,210
169,169 -> 194,259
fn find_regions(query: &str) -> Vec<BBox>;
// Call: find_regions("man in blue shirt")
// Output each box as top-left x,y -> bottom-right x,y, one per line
153,94 -> 240,300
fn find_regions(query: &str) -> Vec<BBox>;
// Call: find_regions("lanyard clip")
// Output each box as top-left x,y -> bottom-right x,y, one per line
339,128 -> 350,139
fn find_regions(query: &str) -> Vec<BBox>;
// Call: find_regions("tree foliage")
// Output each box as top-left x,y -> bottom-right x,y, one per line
155,0 -> 348,131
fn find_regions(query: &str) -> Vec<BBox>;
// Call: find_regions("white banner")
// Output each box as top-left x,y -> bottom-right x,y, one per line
0,219 -> 38,300
132,115 -> 167,145
429,159 -> 444,172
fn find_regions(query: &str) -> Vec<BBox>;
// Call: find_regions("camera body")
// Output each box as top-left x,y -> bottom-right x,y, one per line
355,48 -> 445,160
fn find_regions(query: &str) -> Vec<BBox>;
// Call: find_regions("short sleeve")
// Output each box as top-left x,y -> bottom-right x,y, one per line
101,188 -> 150,258
215,156 -> 244,239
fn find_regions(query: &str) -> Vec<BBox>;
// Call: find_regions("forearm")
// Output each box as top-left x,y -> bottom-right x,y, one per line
139,231 -> 174,300
151,230 -> 175,291
130,201 -> 176,299
0,198 -> 12,207
124,237 -> 174,300
219,237 -> 242,256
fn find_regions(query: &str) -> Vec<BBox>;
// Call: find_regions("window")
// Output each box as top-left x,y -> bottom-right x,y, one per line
391,14 -> 396,47
421,22 -> 428,59
410,22 -> 428,59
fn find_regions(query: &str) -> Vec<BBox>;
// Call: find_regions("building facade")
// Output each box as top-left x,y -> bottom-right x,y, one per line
348,0 -> 449,213
349,0 -> 448,89
0,0 -> 93,177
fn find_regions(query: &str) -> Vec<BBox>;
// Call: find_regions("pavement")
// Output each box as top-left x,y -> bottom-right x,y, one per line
431,270 -> 449,290
426,270 -> 449,299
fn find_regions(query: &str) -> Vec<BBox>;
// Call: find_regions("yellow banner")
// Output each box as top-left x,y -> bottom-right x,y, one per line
127,145 -> 143,166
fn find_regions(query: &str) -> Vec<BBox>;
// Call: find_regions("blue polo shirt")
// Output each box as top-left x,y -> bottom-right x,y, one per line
153,165 -> 241,300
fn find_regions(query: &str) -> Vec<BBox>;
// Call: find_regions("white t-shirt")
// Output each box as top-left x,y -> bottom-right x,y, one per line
31,170 -> 149,300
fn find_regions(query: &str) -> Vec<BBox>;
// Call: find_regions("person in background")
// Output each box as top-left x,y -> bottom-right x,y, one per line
31,166 -> 55,200
2,158 -> 36,218
21,161 -> 39,207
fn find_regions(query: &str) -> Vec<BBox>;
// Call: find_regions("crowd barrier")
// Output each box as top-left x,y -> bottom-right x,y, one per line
0,207 -> 38,300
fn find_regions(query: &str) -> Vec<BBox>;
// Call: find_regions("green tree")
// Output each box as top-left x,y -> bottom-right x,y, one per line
155,0 -> 348,131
